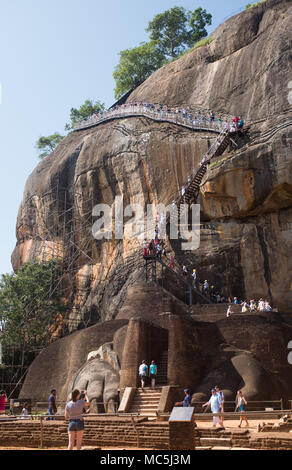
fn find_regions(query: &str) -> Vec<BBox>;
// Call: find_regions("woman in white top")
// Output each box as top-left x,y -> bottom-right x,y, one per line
65,389 -> 90,450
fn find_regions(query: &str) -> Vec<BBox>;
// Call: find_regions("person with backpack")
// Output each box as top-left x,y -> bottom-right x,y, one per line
202,389 -> 221,427
139,360 -> 148,391
235,390 -> 249,427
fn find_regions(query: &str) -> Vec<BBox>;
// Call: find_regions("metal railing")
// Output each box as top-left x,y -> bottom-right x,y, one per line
193,399 -> 284,413
73,104 -> 239,134
7,400 -> 120,416
0,412 -> 142,449
145,257 -> 212,306
32,401 -> 119,414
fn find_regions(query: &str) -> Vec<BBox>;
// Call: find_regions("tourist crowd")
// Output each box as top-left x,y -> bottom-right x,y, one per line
226,298 -> 272,317
75,101 -> 245,134
176,386 -> 249,428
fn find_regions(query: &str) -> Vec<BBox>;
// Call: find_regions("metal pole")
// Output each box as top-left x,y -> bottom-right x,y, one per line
152,259 -> 156,283
40,416 -> 44,448
189,288 -> 192,306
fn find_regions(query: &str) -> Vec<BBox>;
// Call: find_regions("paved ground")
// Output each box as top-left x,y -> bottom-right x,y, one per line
196,418 -> 279,432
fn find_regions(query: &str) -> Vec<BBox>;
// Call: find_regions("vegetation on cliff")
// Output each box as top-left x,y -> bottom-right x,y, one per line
0,260 -> 67,365
246,0 -> 267,9
113,6 -> 212,98
64,99 -> 105,131
36,99 -> 105,159
36,133 -> 65,160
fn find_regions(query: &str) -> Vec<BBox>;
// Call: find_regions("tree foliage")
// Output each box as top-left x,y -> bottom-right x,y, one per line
146,6 -> 212,59
36,133 -> 64,160
113,6 -> 212,98
65,99 -> 105,130
188,7 -> 212,44
113,42 -> 166,99
0,260 -> 67,364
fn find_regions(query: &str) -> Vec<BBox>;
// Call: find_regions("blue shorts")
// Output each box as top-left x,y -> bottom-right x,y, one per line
238,405 -> 245,412
68,419 -> 84,432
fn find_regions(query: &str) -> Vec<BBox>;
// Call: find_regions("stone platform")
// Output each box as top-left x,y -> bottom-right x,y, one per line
1,417 -> 292,450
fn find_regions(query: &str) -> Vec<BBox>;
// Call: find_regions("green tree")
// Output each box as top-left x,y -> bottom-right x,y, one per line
36,133 -> 64,160
146,6 -> 212,59
188,7 -> 212,44
65,99 -> 105,130
0,260 -> 67,365
113,41 -> 166,99
146,6 -> 190,59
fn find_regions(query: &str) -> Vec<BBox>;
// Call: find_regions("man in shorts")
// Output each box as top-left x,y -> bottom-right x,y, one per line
149,360 -> 157,390
139,360 -> 148,391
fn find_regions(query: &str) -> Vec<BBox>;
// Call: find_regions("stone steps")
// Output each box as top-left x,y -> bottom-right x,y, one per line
200,437 -> 231,448
129,388 -> 162,418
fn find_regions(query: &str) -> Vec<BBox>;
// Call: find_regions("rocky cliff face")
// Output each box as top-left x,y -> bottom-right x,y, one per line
12,0 -> 292,327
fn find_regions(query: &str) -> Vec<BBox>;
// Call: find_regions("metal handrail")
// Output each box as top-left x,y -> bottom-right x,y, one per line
150,257 -> 212,305
73,105 -> 241,133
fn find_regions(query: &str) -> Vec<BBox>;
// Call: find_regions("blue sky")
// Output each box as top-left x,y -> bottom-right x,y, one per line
0,0 -> 251,275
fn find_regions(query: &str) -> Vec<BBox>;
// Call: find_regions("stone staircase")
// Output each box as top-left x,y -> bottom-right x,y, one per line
190,303 -> 243,322
129,388 -> 162,418
196,428 -> 250,450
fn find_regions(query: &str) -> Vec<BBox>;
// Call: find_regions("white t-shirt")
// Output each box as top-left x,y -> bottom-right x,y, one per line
65,400 -> 86,420
139,364 -> 148,376
21,408 -> 29,419
258,301 -> 265,311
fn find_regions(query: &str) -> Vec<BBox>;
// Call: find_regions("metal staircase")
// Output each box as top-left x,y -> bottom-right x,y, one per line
176,131 -> 232,213
144,256 -> 212,306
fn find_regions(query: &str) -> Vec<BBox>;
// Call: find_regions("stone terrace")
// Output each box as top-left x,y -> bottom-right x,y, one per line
1,418 -> 292,450
0,418 -> 169,449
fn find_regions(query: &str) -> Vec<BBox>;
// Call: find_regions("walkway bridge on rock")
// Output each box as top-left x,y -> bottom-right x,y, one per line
73,104 -> 236,134
73,102 -> 248,307
73,103 -> 247,220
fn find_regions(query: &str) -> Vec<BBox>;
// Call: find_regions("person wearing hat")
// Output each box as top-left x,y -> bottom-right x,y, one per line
202,389 -> 221,427
175,389 -> 192,407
